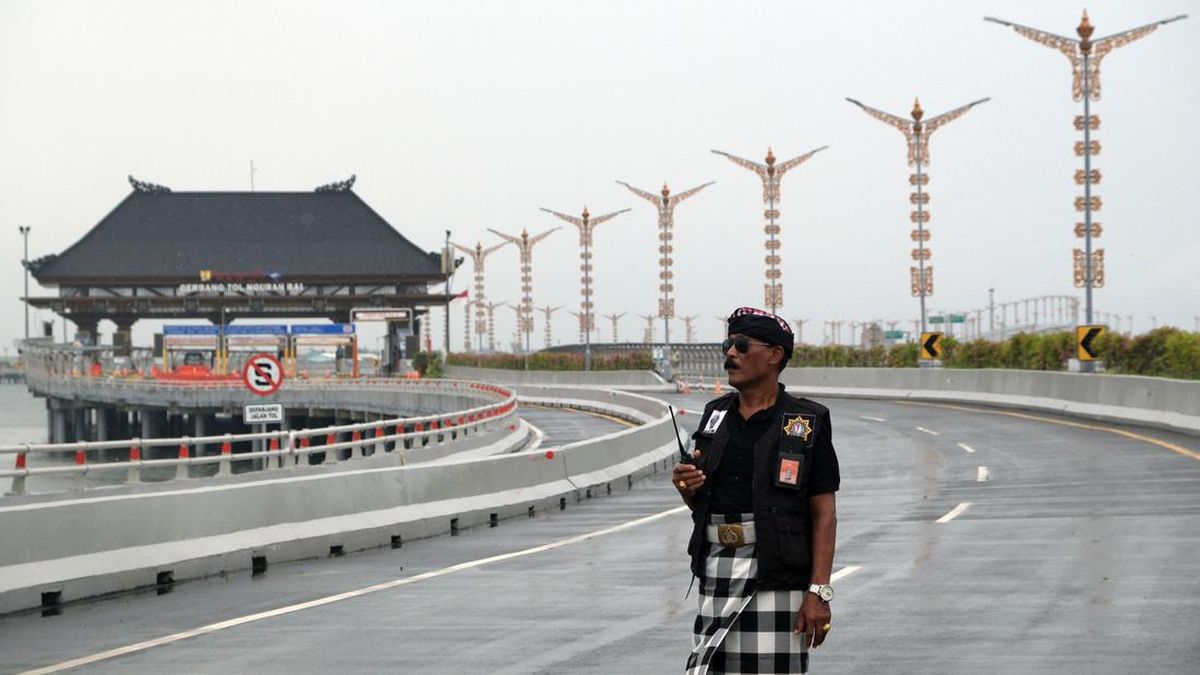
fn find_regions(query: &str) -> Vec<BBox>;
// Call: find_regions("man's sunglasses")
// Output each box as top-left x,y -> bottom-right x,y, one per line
722,336 -> 775,354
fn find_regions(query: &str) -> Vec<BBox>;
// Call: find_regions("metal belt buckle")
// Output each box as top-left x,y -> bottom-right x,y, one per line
716,524 -> 746,548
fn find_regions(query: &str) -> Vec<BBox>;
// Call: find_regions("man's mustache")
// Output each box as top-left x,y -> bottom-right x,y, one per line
724,358 -> 738,370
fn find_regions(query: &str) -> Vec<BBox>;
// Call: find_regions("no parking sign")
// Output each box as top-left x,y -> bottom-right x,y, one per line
242,353 -> 284,397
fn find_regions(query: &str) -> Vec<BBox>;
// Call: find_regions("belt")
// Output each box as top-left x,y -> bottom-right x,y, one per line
705,521 -> 756,548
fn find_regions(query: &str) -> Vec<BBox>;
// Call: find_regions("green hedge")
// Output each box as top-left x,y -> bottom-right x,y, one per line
787,328 -> 1200,379
445,350 -> 654,371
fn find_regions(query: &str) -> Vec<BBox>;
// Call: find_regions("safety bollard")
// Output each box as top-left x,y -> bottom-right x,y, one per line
176,440 -> 190,480
128,440 -> 142,483
268,436 -> 282,469
9,449 -> 28,495
395,424 -> 405,452
351,429 -> 363,459
72,444 -> 88,491
375,426 -> 386,454
216,435 -> 233,476
298,435 -> 311,465
325,433 -> 338,463
413,421 -> 424,448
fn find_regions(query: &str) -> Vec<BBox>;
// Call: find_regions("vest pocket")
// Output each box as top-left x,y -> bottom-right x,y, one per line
773,512 -> 811,566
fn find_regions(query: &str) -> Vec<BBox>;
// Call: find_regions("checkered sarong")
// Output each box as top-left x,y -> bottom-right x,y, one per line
686,514 -> 807,674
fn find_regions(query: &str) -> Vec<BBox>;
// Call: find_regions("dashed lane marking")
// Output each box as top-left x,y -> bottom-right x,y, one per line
977,466 -> 989,482
22,505 -> 691,674
958,443 -> 976,454
858,415 -> 887,422
831,565 -> 862,582
899,401 -> 1200,463
915,426 -> 940,436
936,502 -> 972,523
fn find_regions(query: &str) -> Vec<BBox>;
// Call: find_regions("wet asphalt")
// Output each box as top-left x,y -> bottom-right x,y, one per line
1,394 -> 1198,674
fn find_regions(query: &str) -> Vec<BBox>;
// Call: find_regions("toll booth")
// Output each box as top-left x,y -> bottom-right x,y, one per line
157,325 -> 220,379
290,323 -> 358,378
222,324 -> 289,375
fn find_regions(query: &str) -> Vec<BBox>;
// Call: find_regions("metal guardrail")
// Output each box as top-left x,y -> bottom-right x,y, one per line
1,380 -> 517,496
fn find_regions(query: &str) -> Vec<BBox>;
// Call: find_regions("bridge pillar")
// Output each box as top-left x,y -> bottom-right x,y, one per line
193,414 -> 210,457
50,407 -> 67,444
95,407 -> 110,442
112,317 -> 136,357
141,410 -> 166,458
72,317 -> 100,347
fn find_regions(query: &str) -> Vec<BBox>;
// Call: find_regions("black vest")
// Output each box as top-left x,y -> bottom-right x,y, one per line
687,389 -> 828,590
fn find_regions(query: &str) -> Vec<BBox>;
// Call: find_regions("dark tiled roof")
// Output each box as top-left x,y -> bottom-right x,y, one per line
33,189 -> 444,282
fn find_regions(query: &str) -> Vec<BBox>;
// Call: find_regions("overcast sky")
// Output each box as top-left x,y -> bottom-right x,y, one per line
1,0 -> 1196,353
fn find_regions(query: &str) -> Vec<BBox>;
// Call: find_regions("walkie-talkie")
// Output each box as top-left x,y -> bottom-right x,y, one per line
669,405 -> 695,465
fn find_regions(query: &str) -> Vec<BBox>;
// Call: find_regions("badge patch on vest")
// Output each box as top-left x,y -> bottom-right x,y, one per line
782,414 -> 813,441
700,410 -> 727,436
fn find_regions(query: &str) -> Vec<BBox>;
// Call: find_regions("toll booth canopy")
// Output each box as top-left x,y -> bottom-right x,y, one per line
223,324 -> 289,375
290,323 -> 358,377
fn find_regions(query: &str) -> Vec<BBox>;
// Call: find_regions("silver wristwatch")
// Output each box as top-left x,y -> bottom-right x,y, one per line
808,583 -> 834,602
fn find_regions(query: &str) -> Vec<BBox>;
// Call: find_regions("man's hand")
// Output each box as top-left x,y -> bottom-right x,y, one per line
672,451 -> 705,499
794,593 -> 831,649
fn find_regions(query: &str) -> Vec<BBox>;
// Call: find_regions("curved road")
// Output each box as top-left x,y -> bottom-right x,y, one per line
2,394 -> 1197,673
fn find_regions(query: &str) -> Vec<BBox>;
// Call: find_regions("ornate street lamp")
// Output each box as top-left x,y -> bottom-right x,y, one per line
540,205 -> 629,370
487,227 -> 560,354
985,10 -> 1186,339
712,145 -> 827,313
451,240 -> 511,352
538,305 -> 563,349
604,312 -> 625,343
618,179 -> 714,379
846,95 -> 989,335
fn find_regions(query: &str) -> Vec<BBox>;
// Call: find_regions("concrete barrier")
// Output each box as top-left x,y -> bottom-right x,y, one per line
444,366 -> 671,391
0,387 -> 677,615
775,368 -> 1200,436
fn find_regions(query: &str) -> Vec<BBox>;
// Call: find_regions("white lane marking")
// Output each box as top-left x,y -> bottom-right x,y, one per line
936,502 -> 972,523
915,426 -> 940,436
831,565 -> 862,582
977,466 -> 989,482
22,504 -> 692,674
958,443 -> 976,454
857,415 -> 887,422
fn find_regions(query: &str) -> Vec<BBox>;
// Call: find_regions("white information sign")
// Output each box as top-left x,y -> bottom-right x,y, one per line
243,403 -> 284,424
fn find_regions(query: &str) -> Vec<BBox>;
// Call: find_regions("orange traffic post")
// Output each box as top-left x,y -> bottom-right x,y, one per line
217,436 -> 233,476
10,451 -> 27,495
176,442 -> 190,480
128,442 -> 142,483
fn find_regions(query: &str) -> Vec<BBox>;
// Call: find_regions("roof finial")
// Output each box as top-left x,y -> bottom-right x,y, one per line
314,174 -> 356,193
128,175 -> 171,194
911,98 -> 924,122
765,147 -> 776,166
661,182 -> 671,199
582,205 -> 590,220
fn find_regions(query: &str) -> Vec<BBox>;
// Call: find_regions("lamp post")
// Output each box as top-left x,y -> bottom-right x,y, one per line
487,227 -> 560,354
985,11 -> 1186,371
681,315 -> 698,344
712,145 -> 827,313
540,205 -> 629,370
442,230 -> 453,355
619,179 -> 714,380
538,305 -> 563,349
604,312 -> 625,343
451,240 -> 512,353
639,314 -> 656,344
792,318 -> 808,346
846,96 -> 989,336
19,226 -> 30,341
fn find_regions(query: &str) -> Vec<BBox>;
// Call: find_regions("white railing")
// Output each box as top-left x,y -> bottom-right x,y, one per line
1,380 -> 518,496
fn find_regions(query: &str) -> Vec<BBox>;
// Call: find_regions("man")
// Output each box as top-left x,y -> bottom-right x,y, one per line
675,307 -> 840,674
